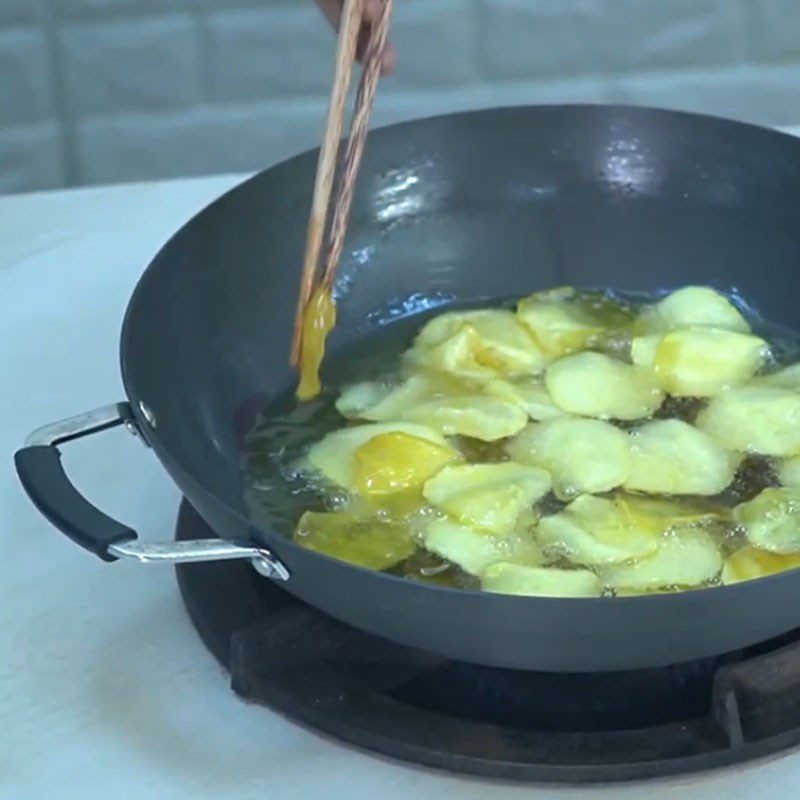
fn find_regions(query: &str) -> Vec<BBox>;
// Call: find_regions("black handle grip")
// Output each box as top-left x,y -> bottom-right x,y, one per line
14,405 -> 138,561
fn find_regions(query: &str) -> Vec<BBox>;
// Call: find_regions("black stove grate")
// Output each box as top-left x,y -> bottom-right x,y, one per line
175,500 -> 800,782
389,658 -> 720,732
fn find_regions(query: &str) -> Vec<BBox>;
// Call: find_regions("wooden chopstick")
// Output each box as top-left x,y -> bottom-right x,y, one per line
291,0 -> 394,366
290,0 -> 364,365
322,0 -> 394,288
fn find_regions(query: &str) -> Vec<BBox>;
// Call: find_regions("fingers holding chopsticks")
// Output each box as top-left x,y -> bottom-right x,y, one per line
314,0 -> 397,75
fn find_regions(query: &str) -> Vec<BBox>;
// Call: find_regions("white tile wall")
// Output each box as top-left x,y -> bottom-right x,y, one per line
60,15 -> 204,116
204,7 -> 337,100
750,0 -> 800,61
0,0 -> 37,25
479,0 -> 606,79
0,123 -> 65,189
2,0 -> 800,194
0,27 -> 54,124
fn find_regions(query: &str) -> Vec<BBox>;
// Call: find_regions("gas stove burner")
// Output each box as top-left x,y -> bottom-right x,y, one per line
175,500 -> 800,782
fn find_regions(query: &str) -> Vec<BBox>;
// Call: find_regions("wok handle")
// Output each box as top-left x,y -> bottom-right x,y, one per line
14,403 -> 290,579
15,403 -> 136,561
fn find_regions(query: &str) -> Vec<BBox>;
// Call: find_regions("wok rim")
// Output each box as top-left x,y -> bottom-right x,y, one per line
119,101 -> 800,604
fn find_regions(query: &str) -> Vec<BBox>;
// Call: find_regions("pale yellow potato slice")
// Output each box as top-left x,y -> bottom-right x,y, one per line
600,526 -> 722,591
631,334 -> 661,368
307,422 -> 451,489
483,376 -> 567,421
407,308 -> 547,381
696,386 -> 800,456
404,324 -> 496,383
537,495 -> 662,566
423,518 -> 543,575
635,286 -> 750,335
613,587 -> 681,597
734,487 -> 800,553
722,545 -> 800,585
481,562 -> 602,598
545,352 -> 664,420
753,362 -> 800,391
515,505 -> 541,535
336,380 -> 393,419
337,373 -> 526,441
778,456 -> 800,489
625,419 -> 739,495
653,327 -> 768,397
516,287 -> 633,358
506,419 -> 629,499
401,394 -> 528,441
336,374 -> 463,421
423,462 -> 551,534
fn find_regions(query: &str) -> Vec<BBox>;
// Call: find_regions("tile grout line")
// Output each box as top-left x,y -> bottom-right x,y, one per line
35,0 -> 79,187
192,7 -> 214,104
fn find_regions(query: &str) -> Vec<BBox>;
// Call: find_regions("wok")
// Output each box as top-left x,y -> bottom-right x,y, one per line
15,104 -> 800,672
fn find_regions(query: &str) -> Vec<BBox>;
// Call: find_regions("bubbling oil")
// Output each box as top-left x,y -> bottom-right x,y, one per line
245,288 -> 800,592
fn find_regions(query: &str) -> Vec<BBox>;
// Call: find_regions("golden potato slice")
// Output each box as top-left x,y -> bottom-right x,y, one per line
600,526 -> 722,591
407,308 -> 547,381
517,287 -> 633,358
423,518 -> 543,575
545,352 -> 664,420
635,286 -> 750,335
307,422 -> 451,489
734,487 -> 800,553
481,562 -> 602,598
352,432 -> 462,496
423,462 -> 552,534
625,419 -> 739,495
295,510 -> 416,570
653,327 -> 768,397
696,386 -> 800,456
399,394 -> 528,441
616,494 -> 729,526
483,376 -> 567,421
537,495 -> 662,566
506,419 -> 630,499
778,456 -> 800,488
722,545 -> 800,584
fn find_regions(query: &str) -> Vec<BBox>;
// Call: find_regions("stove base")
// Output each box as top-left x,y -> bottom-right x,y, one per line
175,500 -> 800,782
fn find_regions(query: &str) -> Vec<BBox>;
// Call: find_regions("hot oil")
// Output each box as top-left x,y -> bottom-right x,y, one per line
244,287 -> 800,593
245,306 -> 476,585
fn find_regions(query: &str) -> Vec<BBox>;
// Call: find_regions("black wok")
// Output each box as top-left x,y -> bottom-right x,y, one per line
15,105 -> 800,672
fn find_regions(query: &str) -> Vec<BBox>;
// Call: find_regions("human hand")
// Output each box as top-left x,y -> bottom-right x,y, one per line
314,0 -> 397,75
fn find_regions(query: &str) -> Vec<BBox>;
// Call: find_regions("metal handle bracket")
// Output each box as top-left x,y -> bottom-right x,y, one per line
108,537 -> 290,580
16,403 -> 289,581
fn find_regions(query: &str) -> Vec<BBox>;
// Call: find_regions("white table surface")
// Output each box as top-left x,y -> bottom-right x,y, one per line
4,132 -> 800,799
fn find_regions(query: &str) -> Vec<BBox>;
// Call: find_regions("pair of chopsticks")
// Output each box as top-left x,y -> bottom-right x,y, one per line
290,0 -> 394,365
